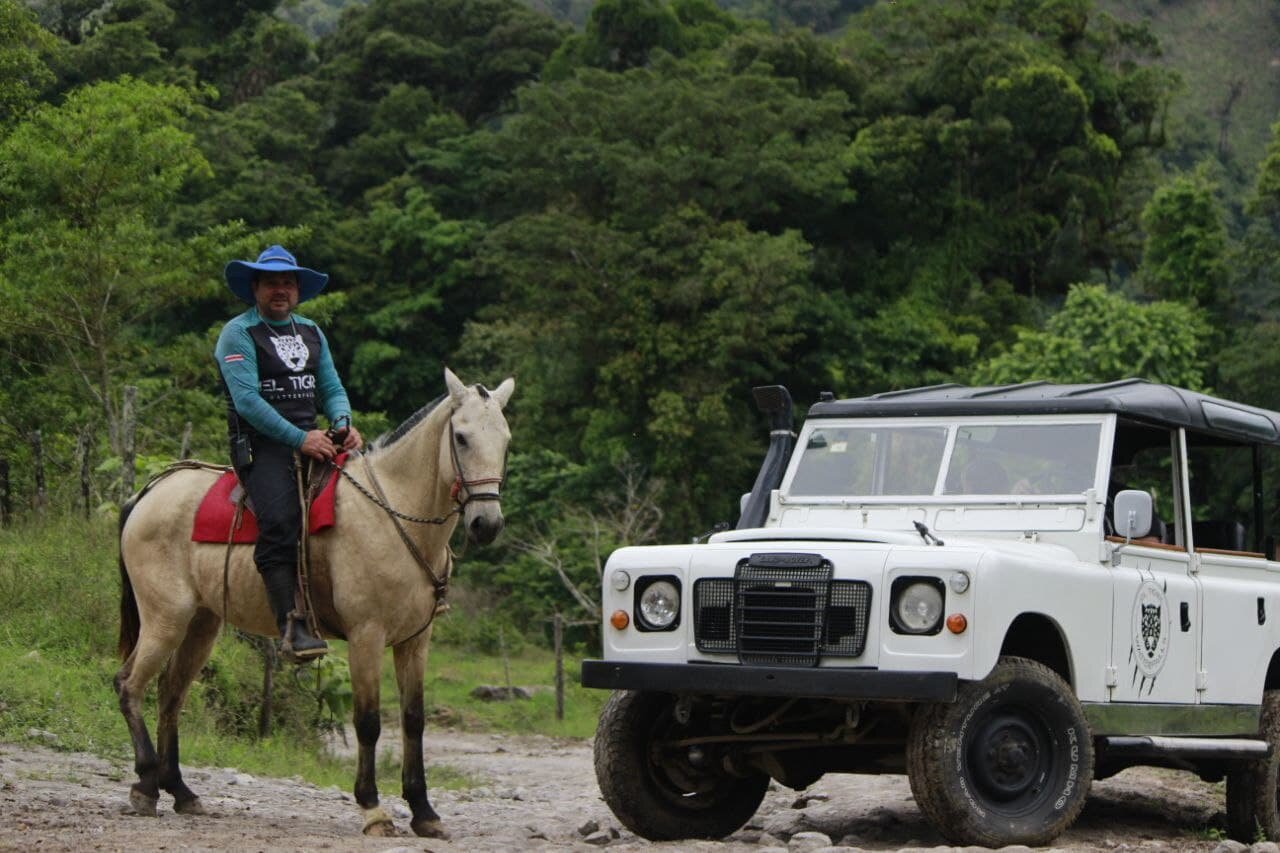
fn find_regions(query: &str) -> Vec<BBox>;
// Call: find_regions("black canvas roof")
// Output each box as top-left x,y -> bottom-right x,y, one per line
806,378 -> 1280,446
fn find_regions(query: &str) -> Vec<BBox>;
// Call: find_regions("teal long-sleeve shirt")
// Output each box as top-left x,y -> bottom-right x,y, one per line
215,307 -> 351,448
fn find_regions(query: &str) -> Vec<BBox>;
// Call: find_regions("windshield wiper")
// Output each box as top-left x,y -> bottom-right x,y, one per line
913,520 -> 945,547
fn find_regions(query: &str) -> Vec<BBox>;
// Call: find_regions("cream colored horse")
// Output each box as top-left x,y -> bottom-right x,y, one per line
115,368 -> 513,838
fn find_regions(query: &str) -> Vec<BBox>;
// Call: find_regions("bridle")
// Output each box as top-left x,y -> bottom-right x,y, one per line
446,419 -> 506,509
336,413 -> 507,524
333,406 -> 508,644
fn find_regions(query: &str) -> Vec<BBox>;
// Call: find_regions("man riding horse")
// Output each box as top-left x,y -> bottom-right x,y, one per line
215,245 -> 363,661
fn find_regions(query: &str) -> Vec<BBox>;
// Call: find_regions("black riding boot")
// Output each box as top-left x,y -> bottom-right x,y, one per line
261,564 -> 328,662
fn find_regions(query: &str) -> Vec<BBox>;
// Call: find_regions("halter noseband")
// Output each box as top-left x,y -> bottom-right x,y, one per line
447,419 -> 505,507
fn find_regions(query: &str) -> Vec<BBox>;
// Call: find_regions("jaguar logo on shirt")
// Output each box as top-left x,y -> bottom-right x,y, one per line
271,334 -> 309,372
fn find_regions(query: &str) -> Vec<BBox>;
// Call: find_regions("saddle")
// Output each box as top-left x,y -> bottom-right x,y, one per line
191,453 -> 349,544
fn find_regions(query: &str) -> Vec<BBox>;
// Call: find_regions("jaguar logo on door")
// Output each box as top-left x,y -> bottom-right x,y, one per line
1130,577 -> 1170,693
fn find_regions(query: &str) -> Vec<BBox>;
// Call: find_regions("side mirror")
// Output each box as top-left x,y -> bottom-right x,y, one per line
1113,490 -> 1153,541
740,492 -> 751,516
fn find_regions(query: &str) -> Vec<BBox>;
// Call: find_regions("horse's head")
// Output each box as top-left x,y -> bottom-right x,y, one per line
442,367 -> 514,545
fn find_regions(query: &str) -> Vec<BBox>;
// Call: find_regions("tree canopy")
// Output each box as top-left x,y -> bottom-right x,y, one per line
6,0 -> 1280,626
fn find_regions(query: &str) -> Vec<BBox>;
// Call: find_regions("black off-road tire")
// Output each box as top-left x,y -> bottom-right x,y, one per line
593,690 -> 769,841
906,656 -> 1094,848
1226,689 -> 1280,842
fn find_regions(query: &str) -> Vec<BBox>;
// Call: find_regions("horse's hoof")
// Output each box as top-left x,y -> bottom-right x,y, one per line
411,818 -> 449,839
361,806 -> 397,836
362,819 -> 398,837
128,786 -> 158,817
174,796 -> 206,815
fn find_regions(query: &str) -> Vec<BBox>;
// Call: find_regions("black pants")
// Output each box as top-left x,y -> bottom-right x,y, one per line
237,439 -> 301,575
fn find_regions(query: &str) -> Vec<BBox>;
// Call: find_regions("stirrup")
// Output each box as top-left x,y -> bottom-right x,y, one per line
281,611 -> 328,663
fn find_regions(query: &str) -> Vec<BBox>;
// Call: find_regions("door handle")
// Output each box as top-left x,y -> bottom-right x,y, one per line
1180,601 -> 1191,632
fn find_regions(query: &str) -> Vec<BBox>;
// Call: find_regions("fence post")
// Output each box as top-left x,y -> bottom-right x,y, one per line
0,458 -> 9,526
499,625 -> 513,699
554,612 -> 564,721
30,430 -> 46,514
179,421 -> 192,460
76,428 -> 92,519
258,639 -> 276,739
120,385 -> 137,503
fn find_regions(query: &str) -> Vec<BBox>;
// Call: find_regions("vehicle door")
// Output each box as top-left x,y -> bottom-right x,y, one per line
1107,425 -> 1199,704
1186,436 -> 1276,705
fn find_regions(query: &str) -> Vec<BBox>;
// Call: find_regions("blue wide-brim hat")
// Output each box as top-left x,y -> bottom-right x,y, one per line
224,245 -> 329,305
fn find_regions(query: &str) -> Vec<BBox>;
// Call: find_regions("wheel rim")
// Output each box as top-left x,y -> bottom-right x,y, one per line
965,706 -> 1054,810
643,705 -> 734,812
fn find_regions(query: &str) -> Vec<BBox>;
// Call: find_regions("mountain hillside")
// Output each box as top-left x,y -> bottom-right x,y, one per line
1096,1 -> 1279,174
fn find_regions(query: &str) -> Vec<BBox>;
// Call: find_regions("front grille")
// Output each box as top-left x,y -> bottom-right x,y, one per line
693,553 -> 871,666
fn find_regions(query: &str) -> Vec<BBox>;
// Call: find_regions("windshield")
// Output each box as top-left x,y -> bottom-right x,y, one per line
789,426 -> 947,496
943,423 -> 1101,495
787,421 -> 1102,498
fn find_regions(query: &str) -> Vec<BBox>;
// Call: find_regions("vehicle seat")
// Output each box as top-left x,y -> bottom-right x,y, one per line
1192,520 -> 1247,552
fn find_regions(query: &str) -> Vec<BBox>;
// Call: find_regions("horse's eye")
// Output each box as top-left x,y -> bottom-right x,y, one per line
456,433 -> 468,448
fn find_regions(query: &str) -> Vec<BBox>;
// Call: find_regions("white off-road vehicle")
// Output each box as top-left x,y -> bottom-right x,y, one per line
582,380 -> 1280,847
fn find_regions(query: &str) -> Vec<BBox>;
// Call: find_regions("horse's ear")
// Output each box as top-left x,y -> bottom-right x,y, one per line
491,377 -> 515,409
444,367 -> 468,406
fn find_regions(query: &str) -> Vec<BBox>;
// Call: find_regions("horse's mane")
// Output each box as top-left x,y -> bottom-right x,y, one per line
366,393 -> 448,454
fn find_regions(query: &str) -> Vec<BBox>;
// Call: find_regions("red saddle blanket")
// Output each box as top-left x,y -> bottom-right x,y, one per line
191,454 -> 348,544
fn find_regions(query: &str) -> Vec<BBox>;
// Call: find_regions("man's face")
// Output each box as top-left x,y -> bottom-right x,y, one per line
252,271 -> 299,321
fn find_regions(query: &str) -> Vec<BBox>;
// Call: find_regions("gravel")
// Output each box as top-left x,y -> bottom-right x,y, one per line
0,730 -> 1247,851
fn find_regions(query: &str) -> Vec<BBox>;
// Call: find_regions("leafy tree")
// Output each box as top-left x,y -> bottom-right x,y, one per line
970,283 -> 1210,388
464,205 -> 814,527
497,56 -> 854,234
544,0 -> 741,79
178,81 -> 333,231
839,0 -> 1177,300
48,0 -> 312,104
279,0 -> 370,39
331,186 -> 483,411
314,0 -> 567,130
56,0 -> 176,88
0,78 -> 274,460
0,0 -> 56,130
1139,167 -> 1227,307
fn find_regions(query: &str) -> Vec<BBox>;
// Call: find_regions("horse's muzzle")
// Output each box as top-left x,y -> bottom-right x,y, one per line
467,512 -> 504,545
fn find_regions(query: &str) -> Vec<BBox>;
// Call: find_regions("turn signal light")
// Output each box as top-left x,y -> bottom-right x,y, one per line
946,613 -> 968,634
610,610 -> 630,630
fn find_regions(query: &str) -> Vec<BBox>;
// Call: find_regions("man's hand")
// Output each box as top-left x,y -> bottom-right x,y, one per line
300,429 -> 337,461
341,425 -> 363,452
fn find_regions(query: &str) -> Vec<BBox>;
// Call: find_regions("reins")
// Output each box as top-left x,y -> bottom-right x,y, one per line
335,417 -> 507,643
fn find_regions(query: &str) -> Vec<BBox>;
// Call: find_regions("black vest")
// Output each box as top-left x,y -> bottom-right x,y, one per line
223,320 -> 324,441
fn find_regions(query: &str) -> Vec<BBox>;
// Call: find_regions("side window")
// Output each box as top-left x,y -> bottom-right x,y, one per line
1109,423 -> 1179,544
1186,440 -> 1258,554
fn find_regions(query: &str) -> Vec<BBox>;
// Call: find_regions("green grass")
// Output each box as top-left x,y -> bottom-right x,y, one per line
0,514 -> 608,792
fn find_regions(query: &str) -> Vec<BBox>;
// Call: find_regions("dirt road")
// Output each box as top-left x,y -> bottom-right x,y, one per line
0,730 -> 1253,851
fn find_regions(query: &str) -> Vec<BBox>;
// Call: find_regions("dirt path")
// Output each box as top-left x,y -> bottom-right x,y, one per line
0,730 -> 1250,851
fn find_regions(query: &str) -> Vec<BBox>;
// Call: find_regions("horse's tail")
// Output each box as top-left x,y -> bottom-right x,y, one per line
118,493 -> 141,662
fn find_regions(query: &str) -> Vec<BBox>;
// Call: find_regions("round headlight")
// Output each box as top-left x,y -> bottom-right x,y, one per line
639,580 -> 680,629
896,582 -> 944,633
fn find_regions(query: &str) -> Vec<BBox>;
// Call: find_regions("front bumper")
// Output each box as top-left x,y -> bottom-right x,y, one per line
581,660 -> 957,702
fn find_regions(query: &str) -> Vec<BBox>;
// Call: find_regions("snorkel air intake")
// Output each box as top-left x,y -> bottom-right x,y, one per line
736,385 -> 795,530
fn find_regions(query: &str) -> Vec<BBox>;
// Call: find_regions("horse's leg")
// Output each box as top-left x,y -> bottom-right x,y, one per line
393,630 -> 447,839
348,623 -> 395,836
114,614 -> 192,816
157,608 -> 222,815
